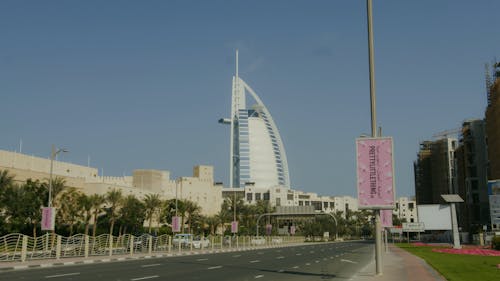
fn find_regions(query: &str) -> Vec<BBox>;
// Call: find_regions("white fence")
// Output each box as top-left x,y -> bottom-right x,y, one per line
0,233 -> 305,262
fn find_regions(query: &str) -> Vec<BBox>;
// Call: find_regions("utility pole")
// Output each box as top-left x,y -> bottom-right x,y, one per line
366,0 -> 383,275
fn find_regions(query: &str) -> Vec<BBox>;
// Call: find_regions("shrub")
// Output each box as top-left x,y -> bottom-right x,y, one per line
492,236 -> 500,250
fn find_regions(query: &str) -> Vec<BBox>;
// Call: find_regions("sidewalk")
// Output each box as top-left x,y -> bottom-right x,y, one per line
354,244 -> 446,281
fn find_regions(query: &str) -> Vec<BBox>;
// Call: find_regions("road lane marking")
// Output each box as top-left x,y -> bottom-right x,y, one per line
276,256 -> 285,259
207,266 -> 223,270
341,259 -> 358,264
250,260 -> 260,263
305,263 -> 311,266
141,264 -> 161,268
131,276 -> 159,281
196,258 -> 209,261
254,275 -> 264,279
292,266 -> 299,269
315,260 -> 320,263
278,269 -> 284,273
232,255 -> 241,258
295,253 -> 302,256
46,273 -> 81,279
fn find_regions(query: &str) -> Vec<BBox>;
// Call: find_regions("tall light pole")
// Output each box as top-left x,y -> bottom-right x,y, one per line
366,0 -> 383,275
48,144 -> 68,208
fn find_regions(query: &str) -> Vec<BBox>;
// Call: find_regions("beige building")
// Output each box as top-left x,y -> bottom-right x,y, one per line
393,197 -> 418,223
0,149 -> 221,216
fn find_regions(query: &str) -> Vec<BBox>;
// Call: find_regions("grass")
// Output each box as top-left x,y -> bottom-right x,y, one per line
396,243 -> 500,281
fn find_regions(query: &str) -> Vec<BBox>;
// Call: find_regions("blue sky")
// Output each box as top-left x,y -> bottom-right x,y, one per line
1,1 -> 499,198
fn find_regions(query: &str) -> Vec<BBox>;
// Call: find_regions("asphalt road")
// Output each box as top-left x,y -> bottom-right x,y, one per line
1,241 -> 374,281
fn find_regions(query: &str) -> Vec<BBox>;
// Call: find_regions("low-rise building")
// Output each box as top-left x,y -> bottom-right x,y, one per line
0,149 -> 221,216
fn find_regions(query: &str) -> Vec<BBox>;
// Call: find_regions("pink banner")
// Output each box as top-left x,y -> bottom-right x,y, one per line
231,221 -> 238,233
41,207 -> 55,231
265,224 -> 272,235
381,209 -> 393,227
172,216 -> 181,232
356,137 -> 395,209
290,226 -> 296,235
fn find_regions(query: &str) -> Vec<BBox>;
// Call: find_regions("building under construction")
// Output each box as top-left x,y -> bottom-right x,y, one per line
485,62 -> 500,180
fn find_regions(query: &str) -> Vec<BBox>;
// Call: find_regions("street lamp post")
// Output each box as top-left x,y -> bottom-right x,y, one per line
48,144 -> 68,208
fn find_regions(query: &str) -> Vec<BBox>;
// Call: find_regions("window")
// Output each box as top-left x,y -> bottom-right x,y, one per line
263,192 -> 270,200
246,193 -> 253,202
330,202 -> 334,208
409,203 -> 414,210
255,193 -> 261,201
324,202 -> 329,209
305,201 -> 310,206
276,198 -> 281,206
287,194 -> 294,200
299,201 -> 303,206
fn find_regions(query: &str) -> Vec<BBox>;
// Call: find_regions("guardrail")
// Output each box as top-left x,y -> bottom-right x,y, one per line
0,233 -> 305,262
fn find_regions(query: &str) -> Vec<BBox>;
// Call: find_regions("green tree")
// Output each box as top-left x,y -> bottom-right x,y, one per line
119,195 -> 146,234
78,193 -> 93,236
143,194 -> 162,233
90,194 -> 105,238
0,170 -> 15,235
58,188 -> 83,236
184,200 -> 201,234
105,189 -> 123,236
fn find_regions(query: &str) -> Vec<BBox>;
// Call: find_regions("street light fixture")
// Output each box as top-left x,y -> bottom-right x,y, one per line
48,144 -> 68,208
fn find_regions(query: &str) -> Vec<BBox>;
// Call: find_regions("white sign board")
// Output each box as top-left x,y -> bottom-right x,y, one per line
402,222 -> 425,232
389,227 -> 403,234
417,204 -> 452,230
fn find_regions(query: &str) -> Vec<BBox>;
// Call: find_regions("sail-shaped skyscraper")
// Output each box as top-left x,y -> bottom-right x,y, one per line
219,51 -> 290,189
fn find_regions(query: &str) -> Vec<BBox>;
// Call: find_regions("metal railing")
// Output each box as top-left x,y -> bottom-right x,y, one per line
0,233 -> 305,262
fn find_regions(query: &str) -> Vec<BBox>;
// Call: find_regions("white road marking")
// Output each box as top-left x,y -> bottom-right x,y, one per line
315,260 -> 320,263
341,259 -> 358,264
276,256 -> 285,259
197,258 -> 209,261
309,251 -> 315,253
296,253 -> 302,256
250,260 -> 260,263
141,264 -> 161,268
305,263 -> 311,266
131,276 -> 159,281
207,266 -> 223,270
278,269 -> 284,273
254,275 -> 264,279
46,272 -> 80,279
232,255 -> 241,258
292,266 -> 299,269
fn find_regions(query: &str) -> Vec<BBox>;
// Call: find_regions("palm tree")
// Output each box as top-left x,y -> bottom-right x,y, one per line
78,193 -> 93,236
105,189 -> 123,236
90,194 -> 105,238
143,194 -> 162,233
184,200 -> 201,234
58,188 -> 83,235
119,195 -> 146,235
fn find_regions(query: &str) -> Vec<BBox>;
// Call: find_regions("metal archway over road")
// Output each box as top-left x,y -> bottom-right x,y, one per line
255,206 -> 338,240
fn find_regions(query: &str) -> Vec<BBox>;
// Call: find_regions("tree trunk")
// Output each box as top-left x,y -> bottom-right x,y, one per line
92,212 -> 98,238
148,216 -> 153,233
109,220 -> 115,237
84,222 -> 90,237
